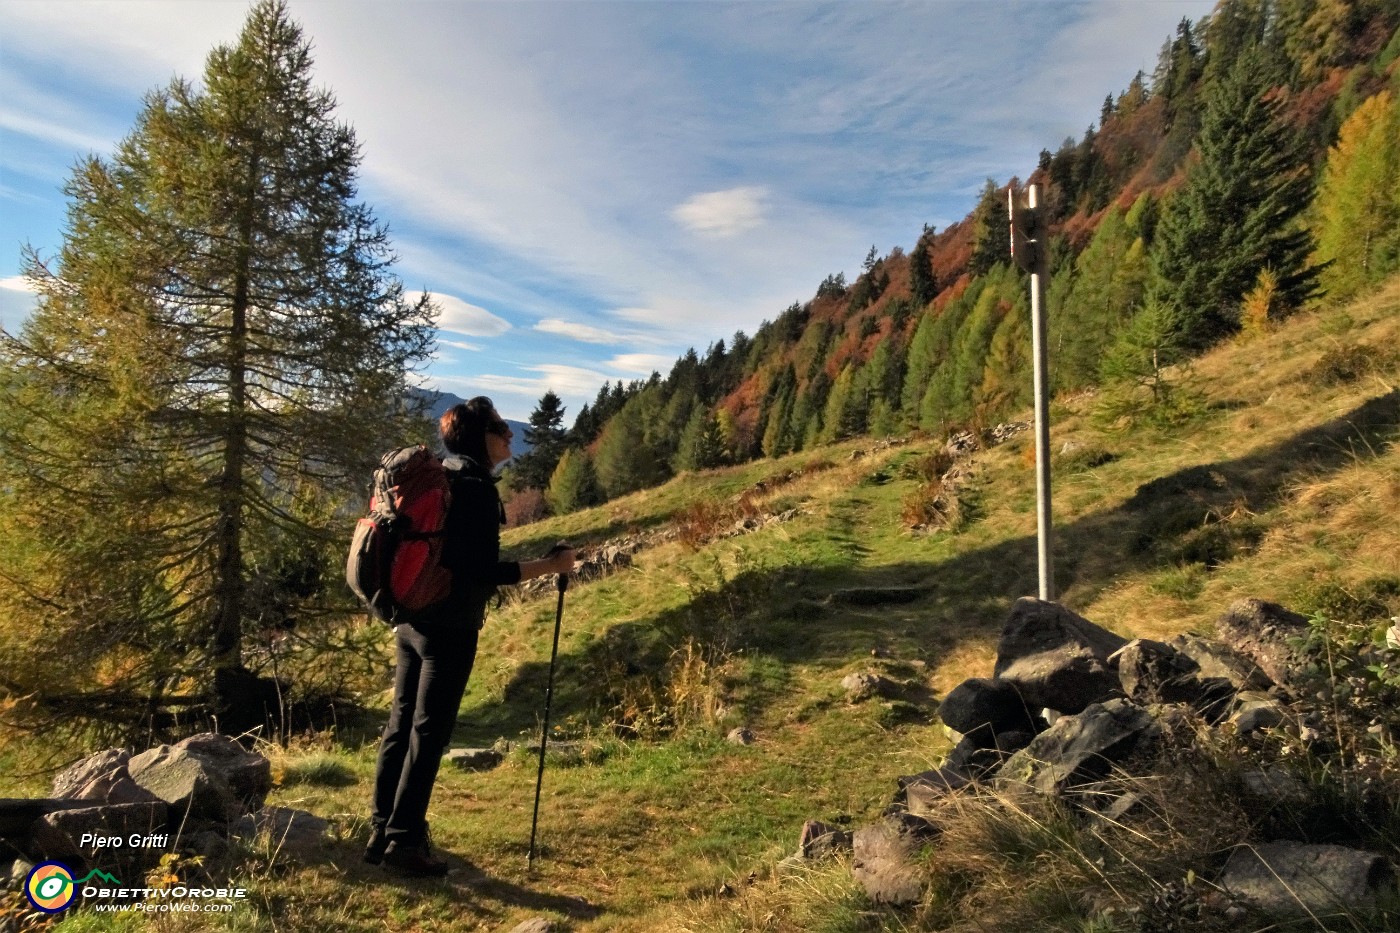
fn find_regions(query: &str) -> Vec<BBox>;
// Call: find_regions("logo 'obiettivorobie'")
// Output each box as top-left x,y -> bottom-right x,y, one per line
24,862 -> 120,913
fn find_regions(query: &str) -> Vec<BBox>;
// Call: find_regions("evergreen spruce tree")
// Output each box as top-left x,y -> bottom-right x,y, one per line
968,179 -> 1011,277
0,0 -> 434,727
909,235 -> 938,308
1148,44 -> 1322,349
511,390 -> 568,490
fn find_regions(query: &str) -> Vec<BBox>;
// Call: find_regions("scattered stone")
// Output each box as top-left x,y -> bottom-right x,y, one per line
232,806 -> 329,850
1214,600 -> 1313,691
7,858 -> 35,888
1220,841 -> 1396,916
726,727 -> 755,746
508,920 -> 556,933
129,744 -> 241,823
1111,639 -> 1200,702
445,748 -> 505,771
842,672 -> 897,702
184,829 -> 232,862
1240,769 -> 1312,808
994,599 -> 1128,714
40,802 -> 169,874
988,422 -> 1030,444
52,749 -> 130,799
852,819 -> 925,906
945,431 -> 979,455
1168,634 -> 1273,692
898,768 -> 971,818
939,677 -> 1039,744
944,730 -> 1035,779
996,699 -> 1159,797
799,820 -> 853,860
1229,692 -> 1287,733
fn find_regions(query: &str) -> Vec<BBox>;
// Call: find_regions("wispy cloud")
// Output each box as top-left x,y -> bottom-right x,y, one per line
414,291 -> 511,338
534,319 -> 624,345
607,353 -> 673,376
0,0 -> 1220,421
0,108 -> 111,154
438,337 -> 482,352
672,186 -> 768,238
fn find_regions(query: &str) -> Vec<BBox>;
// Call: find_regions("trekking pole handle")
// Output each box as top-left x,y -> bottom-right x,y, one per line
546,542 -> 573,593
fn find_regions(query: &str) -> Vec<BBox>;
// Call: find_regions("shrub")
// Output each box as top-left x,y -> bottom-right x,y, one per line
1307,342 -> 1396,386
899,449 -> 955,482
504,487 -> 549,527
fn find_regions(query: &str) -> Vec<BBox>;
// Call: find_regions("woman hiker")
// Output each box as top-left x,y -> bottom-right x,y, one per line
366,396 -> 576,877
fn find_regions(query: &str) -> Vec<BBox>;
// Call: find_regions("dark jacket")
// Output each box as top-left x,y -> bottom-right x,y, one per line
417,454 -> 520,627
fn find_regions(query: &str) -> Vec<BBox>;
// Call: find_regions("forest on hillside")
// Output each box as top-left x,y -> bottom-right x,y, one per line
1,0 -> 1398,739
503,0 -> 1400,521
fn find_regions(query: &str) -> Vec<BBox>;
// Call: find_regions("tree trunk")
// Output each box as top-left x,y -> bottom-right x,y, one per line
211,152 -> 259,727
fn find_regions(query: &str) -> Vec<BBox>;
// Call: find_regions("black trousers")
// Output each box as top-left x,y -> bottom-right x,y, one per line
371,619 -> 479,845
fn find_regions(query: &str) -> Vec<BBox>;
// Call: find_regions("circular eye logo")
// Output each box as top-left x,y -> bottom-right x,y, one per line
25,862 -> 77,913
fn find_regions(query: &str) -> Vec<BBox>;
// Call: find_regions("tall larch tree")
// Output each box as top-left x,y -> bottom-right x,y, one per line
0,0 -> 435,730
1311,90 -> 1400,300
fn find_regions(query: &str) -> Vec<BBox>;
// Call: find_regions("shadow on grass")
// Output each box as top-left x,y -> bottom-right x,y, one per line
448,390 -> 1400,747
271,838 -> 603,928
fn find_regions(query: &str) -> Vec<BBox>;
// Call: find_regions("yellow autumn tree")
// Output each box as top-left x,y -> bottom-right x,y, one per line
1312,90 -> 1400,301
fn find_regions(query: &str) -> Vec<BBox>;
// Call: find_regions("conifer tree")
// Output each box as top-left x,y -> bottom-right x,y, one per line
1148,45 -> 1321,349
674,405 -> 727,472
0,0 -> 434,726
511,390 -> 568,491
968,179 -> 1011,276
1311,90 -> 1400,300
1050,203 -> 1150,389
546,448 -> 603,515
909,235 -> 938,308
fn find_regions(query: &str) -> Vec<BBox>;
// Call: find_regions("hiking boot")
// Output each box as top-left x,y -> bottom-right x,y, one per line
363,824 -> 388,865
383,838 -> 449,878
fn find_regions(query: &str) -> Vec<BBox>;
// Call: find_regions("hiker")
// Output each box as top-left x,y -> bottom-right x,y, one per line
366,396 -> 576,876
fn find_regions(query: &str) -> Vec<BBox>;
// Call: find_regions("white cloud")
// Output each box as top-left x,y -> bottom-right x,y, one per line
0,108 -> 112,154
534,319 -> 623,345
0,277 -> 38,333
438,338 -> 482,352
607,353 -> 673,376
414,292 -> 511,338
672,186 -> 769,238
444,364 -> 611,396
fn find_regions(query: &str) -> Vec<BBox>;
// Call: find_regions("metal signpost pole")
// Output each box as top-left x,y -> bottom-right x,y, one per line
1009,183 -> 1055,601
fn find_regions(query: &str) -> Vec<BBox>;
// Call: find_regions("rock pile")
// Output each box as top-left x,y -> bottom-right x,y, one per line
2,734 -> 324,886
790,597 -> 1398,921
512,508 -> 804,602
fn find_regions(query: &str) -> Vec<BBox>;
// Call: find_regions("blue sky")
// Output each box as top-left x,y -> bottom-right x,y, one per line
0,0 -> 1216,421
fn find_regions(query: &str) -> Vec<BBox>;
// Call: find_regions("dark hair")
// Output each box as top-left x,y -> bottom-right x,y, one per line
439,396 -> 506,463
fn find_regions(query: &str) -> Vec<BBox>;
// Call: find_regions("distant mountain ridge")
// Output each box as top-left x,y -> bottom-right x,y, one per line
407,387 -> 531,462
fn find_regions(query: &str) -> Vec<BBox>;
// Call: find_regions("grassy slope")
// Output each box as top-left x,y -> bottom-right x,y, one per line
36,279 -> 1400,932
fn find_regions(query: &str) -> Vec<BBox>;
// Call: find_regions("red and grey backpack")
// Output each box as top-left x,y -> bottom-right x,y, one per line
345,445 -> 453,624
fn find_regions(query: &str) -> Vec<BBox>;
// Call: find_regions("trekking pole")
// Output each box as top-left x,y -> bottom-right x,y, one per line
528,545 -> 571,872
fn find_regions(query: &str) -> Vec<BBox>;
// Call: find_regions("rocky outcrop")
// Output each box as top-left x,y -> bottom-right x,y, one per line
811,596 -> 1398,922
1221,842 -> 1396,916
2,734 -> 276,881
993,598 -> 1128,714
